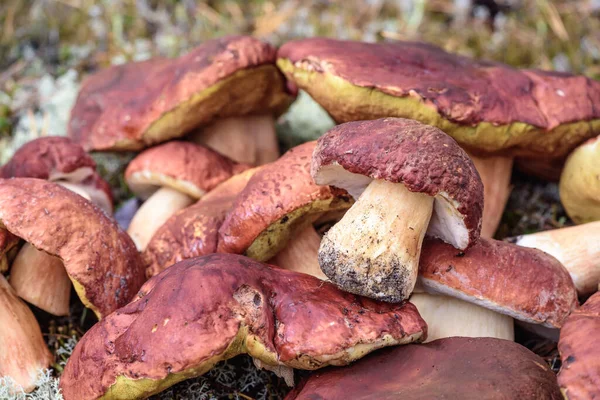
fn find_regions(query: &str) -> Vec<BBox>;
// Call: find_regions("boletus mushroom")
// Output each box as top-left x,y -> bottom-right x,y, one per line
312,118 -> 483,302
286,337 -> 562,400
60,254 -> 427,399
278,38 -> 600,238
68,36 -> 295,165
124,141 -> 248,250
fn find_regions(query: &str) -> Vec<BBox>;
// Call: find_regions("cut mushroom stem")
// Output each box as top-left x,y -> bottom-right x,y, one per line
466,151 -> 513,238
410,293 -> 514,342
127,187 -> 195,251
9,243 -> 71,316
191,115 -> 279,165
0,275 -> 53,392
270,224 -> 326,280
319,179 -> 434,302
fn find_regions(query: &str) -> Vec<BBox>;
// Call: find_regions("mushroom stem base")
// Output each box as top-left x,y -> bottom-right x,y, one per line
9,243 -> 71,316
466,152 -> 513,238
270,225 -> 326,280
410,293 -> 514,342
192,115 -> 279,166
319,179 -> 433,302
127,187 -> 195,251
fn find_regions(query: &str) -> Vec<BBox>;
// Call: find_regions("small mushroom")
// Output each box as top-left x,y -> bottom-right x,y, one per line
286,337 -> 562,400
513,221 -> 600,296
60,254 -> 427,400
559,135 -> 600,224
0,230 -> 19,274
69,36 -> 294,165
312,118 -> 483,302
0,275 -> 52,392
124,141 -> 248,250
278,38 -> 600,238
218,141 -> 353,279
558,291 -> 600,399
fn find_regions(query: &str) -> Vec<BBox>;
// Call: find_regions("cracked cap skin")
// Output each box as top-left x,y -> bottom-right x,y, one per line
278,38 -> 600,159
60,254 -> 426,400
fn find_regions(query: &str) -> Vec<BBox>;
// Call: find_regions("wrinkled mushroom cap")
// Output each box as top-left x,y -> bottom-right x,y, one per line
287,337 -> 562,400
218,141 -> 353,260
125,141 -> 249,200
312,118 -> 483,250
278,38 -> 600,159
0,178 -> 145,318
419,238 -> 578,328
143,167 -> 259,277
60,254 -> 426,400
558,291 -> 600,400
69,36 -> 295,152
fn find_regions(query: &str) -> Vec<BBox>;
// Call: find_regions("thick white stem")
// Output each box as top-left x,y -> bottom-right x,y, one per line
192,115 -> 279,165
319,180 -> 434,302
9,243 -> 71,316
127,187 -> 194,251
410,293 -> 514,342
270,225 -> 326,280
467,152 -> 513,238
515,221 -> 600,296
0,275 -> 52,392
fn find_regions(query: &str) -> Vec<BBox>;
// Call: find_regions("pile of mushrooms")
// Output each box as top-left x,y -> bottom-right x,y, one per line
1,34 -> 599,400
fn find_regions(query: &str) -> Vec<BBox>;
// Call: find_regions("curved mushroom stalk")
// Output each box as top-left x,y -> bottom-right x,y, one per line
410,293 -> 514,342
193,115 -> 279,166
466,151 -> 513,238
127,187 -> 195,251
0,275 -> 52,392
320,179 -> 434,302
9,243 -> 71,316
513,221 -> 600,296
270,225 -> 326,280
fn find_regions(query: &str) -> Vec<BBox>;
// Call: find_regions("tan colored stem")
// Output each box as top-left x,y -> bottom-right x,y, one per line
8,243 -> 71,316
192,115 -> 279,165
56,181 -> 92,202
467,152 -> 513,238
270,225 -> 326,280
410,293 -> 514,342
0,275 -> 52,392
515,221 -> 600,296
127,187 -> 194,251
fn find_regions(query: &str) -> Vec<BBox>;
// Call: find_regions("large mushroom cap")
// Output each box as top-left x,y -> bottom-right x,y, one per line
312,118 -> 483,250
0,178 -> 145,318
218,141 -> 352,260
125,141 -> 248,200
60,254 -> 426,400
419,237 -> 578,328
287,337 -> 562,400
278,38 -> 600,159
69,36 -> 294,152
558,291 -> 600,399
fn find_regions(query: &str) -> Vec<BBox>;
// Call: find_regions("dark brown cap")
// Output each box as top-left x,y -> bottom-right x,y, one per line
69,36 -> 295,151
287,337 -> 562,400
278,38 -> 600,159
60,254 -> 426,400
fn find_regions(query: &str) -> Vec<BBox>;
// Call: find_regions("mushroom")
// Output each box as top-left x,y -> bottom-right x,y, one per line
559,136 -> 600,224
68,36 -> 294,165
512,221 -> 600,296
0,230 -> 19,274
60,254 -> 427,400
278,38 -> 600,238
414,237 -> 578,342
0,275 -> 52,392
311,118 -> 483,302
218,141 -> 353,279
0,137 -> 114,316
143,167 -> 260,277
558,291 -> 600,399
0,178 -> 145,319
124,141 -> 249,250
286,337 -> 562,400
